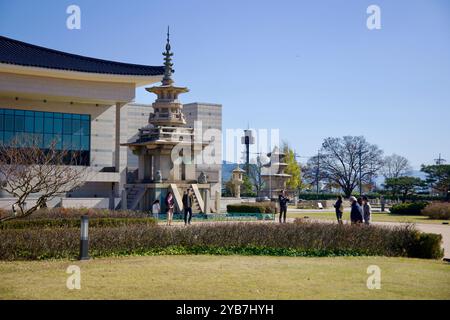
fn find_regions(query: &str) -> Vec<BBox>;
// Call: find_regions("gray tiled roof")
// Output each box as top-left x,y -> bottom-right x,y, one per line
0,35 -> 164,76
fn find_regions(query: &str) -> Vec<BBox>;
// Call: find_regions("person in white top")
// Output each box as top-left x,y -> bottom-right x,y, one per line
152,200 -> 160,220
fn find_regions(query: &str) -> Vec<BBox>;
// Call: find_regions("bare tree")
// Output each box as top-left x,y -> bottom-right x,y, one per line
381,154 -> 412,179
302,155 -> 327,192
248,155 -> 269,196
313,136 -> 383,197
0,137 -> 87,222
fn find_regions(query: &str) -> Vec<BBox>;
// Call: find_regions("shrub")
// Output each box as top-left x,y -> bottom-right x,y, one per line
227,202 -> 277,214
421,202 -> 450,220
1,208 -> 148,221
0,221 -> 443,260
406,233 -> 444,259
389,202 -> 428,215
0,217 -> 157,230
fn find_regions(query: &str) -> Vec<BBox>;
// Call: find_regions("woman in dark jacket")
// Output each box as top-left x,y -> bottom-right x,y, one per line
350,196 -> 363,224
333,195 -> 344,224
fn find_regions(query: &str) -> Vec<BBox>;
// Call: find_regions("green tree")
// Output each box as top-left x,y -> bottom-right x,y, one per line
241,174 -> 255,197
384,176 -> 425,203
282,143 -> 301,192
421,164 -> 450,201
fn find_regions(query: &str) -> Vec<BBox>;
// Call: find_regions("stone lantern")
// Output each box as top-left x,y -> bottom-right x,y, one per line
231,165 -> 245,199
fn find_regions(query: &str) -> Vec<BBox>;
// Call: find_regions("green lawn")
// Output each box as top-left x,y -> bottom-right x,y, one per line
1,255 -> 449,299
287,210 -> 449,224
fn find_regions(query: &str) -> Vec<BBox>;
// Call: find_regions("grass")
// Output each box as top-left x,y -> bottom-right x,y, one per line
287,210 -> 449,224
0,255 -> 449,300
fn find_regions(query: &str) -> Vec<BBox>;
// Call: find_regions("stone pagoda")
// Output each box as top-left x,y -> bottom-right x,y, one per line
122,28 -> 215,214
261,146 -> 291,199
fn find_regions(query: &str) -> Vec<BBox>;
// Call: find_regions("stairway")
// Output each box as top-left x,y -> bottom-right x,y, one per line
191,184 -> 205,214
191,193 -> 202,214
126,185 -> 146,210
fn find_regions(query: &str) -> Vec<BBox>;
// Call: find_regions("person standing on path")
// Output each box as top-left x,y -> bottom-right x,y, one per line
350,196 -> 363,224
165,191 -> 175,226
182,188 -> 194,225
362,195 -> 372,225
278,190 -> 290,223
151,199 -> 160,220
333,195 -> 344,224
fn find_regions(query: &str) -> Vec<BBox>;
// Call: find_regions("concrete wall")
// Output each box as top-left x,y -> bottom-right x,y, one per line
184,103 -> 223,198
0,71 -> 135,103
122,103 -> 154,170
62,198 -> 121,209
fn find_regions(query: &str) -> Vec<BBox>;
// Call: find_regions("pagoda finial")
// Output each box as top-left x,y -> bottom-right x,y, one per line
162,26 -> 174,86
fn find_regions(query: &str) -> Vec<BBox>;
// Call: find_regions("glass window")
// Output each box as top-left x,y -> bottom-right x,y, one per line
34,117 -> 43,133
44,134 -> 54,149
44,118 -> 53,134
54,134 -> 62,150
63,118 -> 72,134
25,116 -> 34,132
33,133 -> 43,148
72,119 -> 81,135
72,136 -> 81,150
81,136 -> 89,151
5,115 -> 14,131
15,115 -> 25,132
4,132 -> 13,145
81,120 -> 89,136
63,135 -> 72,150
54,118 -> 62,134
0,108 -> 90,166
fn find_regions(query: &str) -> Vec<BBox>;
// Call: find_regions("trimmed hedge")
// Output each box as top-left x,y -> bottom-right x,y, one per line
227,202 -> 277,214
422,202 -> 450,220
0,217 -> 157,230
0,222 -> 443,260
389,202 -> 428,215
0,208 -> 148,221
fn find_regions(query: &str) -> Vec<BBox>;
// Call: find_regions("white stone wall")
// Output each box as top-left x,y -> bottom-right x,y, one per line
122,103 -> 154,169
184,103 -> 223,198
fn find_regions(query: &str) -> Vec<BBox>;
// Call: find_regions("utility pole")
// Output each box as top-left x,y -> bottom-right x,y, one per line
316,150 -> 320,200
359,147 -> 363,196
434,154 -> 446,165
241,129 -> 255,175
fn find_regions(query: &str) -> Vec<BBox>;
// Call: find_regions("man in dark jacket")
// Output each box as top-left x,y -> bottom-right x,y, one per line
182,189 -> 194,225
349,196 -> 363,224
278,190 -> 290,223
333,195 -> 344,224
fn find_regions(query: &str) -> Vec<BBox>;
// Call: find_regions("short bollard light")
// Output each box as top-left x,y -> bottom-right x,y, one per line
79,215 -> 89,260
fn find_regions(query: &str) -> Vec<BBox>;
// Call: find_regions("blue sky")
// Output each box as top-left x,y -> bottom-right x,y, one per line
1,0 -> 449,168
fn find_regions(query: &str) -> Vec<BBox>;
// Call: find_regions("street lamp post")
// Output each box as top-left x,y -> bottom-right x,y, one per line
79,215 -> 89,260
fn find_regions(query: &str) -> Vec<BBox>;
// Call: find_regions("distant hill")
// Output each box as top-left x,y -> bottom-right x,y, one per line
375,170 -> 427,186
222,161 -> 240,182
